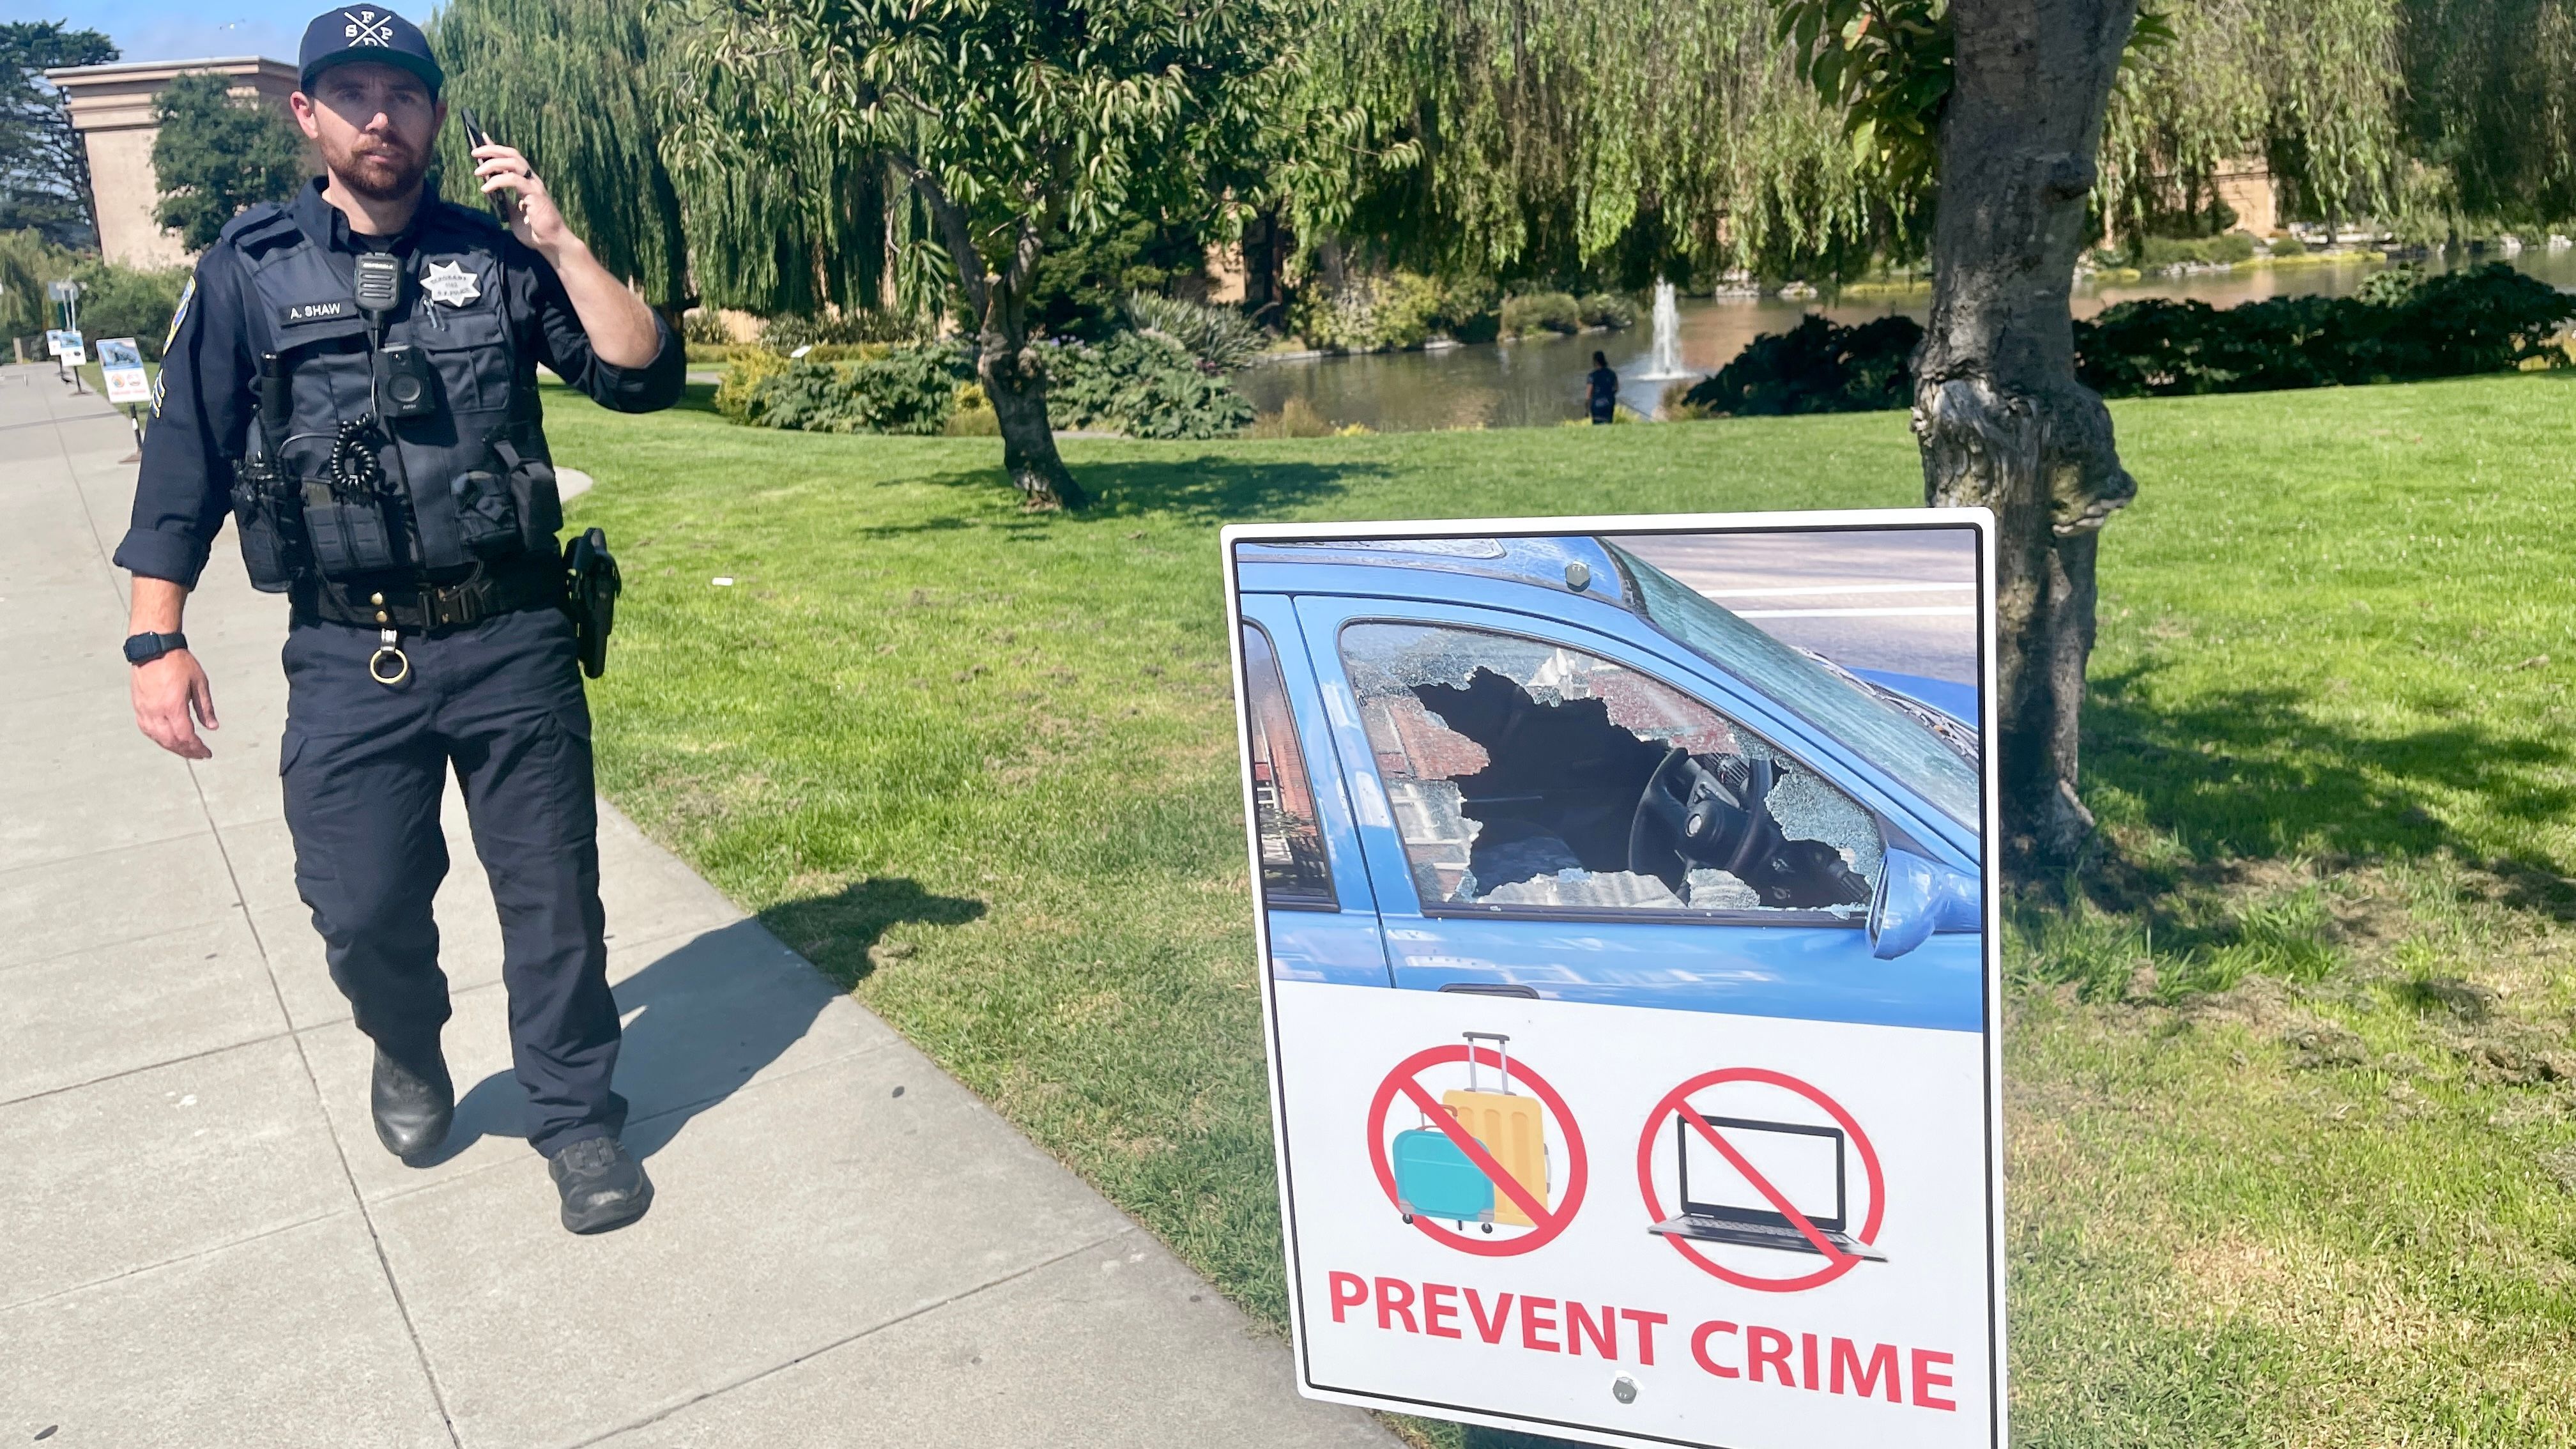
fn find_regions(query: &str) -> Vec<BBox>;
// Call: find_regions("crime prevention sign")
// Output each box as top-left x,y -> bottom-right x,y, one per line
1226,510 -> 2004,1449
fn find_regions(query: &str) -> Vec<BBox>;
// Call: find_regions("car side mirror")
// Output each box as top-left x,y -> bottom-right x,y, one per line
1868,847 -> 1981,960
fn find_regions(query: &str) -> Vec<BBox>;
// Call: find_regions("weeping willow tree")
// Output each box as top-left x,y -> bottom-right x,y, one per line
429,0 -> 912,322
427,0 -> 693,314
1293,0 -> 1888,284
2399,0 -> 2576,227
2097,0 -> 2409,241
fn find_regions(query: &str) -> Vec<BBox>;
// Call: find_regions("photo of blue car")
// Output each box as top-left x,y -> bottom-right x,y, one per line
1232,524 -> 1989,1034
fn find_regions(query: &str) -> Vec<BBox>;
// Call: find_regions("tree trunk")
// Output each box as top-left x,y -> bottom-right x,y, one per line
901,166 -> 1088,511
979,315 -> 1088,510
1913,0 -> 2141,873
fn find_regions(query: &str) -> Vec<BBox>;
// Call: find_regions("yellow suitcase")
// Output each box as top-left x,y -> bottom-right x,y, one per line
1443,1032 -> 1549,1226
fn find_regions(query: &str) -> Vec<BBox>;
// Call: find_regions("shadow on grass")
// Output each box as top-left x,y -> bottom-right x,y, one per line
670,380 -> 723,417
2082,663 -> 2576,916
918,454 -> 1390,523
758,875 -> 988,988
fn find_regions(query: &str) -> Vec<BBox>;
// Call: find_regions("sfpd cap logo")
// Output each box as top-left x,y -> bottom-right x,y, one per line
343,8 -> 396,45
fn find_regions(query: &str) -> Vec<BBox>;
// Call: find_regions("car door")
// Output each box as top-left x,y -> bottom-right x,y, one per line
1291,594 -> 1981,1032
1237,594 -> 1391,986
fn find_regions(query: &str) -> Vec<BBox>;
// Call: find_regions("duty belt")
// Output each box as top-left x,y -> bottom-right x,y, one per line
298,563 -> 564,633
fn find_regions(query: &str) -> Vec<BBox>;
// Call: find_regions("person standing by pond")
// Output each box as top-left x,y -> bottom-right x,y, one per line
1586,351 -> 1620,424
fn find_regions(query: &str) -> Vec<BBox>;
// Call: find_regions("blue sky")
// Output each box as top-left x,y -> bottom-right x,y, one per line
8,0 -> 445,67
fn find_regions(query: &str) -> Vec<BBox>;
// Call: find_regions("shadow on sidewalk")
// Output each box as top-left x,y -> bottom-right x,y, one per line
424,878 -> 984,1163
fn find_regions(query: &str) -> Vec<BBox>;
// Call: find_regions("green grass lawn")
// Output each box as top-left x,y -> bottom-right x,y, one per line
542,372 -> 2576,1447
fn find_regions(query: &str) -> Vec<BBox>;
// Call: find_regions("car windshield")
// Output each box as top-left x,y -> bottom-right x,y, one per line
1606,542 -> 1982,834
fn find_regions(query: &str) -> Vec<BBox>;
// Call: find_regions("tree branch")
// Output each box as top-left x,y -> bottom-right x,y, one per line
889,152 -> 990,320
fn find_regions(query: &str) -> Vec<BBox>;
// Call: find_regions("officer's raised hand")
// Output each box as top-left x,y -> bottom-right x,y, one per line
468,140 -> 662,369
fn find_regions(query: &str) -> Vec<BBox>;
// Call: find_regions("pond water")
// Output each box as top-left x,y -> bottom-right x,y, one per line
1232,247 -> 2576,433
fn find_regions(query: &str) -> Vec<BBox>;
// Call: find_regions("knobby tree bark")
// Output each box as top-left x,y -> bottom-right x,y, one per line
1913,0 -> 2140,872
900,162 -> 1089,511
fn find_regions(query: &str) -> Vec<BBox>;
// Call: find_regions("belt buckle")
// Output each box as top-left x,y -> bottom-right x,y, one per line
426,582 -> 480,630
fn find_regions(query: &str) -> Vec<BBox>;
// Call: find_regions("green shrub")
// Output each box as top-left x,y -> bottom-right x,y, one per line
680,309 -> 733,346
744,342 -> 977,434
1123,290 -> 1268,369
1286,271 -> 1502,352
2269,233 -> 2307,257
1,233 -> 191,359
2074,263 -> 2576,397
72,259 -> 190,359
760,310 -> 925,350
2356,264 -> 2425,307
2137,231 -> 2258,269
1501,290 -> 1582,337
1290,271 -> 1441,352
944,382 -> 1000,436
1578,291 -> 1638,329
1045,332 -> 1255,439
1681,314 -> 1924,416
1434,275 -> 1503,343
715,348 -> 791,421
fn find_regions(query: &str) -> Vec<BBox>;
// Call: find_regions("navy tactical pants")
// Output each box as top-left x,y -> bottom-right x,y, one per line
279,606 -> 624,1158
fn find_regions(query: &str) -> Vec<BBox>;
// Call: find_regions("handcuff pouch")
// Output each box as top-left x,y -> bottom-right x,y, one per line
450,469 -> 520,557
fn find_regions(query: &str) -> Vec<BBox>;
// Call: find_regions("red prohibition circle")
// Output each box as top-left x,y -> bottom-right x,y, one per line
1366,1044 -> 1589,1256
1634,1066 -> 1885,1293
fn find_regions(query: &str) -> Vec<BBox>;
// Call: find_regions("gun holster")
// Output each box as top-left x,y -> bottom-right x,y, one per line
562,526 -> 621,679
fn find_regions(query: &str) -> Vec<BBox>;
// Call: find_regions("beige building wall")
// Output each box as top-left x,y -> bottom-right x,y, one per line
44,57 -> 305,270
2212,159 -> 2278,237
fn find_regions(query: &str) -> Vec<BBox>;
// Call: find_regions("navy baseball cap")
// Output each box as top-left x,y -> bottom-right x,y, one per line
298,6 -> 444,97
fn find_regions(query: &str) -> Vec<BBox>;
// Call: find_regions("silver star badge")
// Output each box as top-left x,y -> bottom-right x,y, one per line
422,259 -> 482,308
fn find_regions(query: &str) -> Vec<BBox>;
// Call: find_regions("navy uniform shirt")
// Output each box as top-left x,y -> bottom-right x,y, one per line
115,176 -> 686,588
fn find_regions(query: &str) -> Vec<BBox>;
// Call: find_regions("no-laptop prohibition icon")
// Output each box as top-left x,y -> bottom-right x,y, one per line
1365,1034 -> 1589,1256
1636,1066 -> 1887,1292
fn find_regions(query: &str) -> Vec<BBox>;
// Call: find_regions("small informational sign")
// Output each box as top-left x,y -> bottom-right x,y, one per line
45,328 -> 79,360
1225,512 -> 2002,1449
98,337 -> 150,404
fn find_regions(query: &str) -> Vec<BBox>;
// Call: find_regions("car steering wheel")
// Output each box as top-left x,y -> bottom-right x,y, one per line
1626,747 -> 1765,888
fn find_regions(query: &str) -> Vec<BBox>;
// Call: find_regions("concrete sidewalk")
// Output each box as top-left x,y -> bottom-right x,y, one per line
0,365 -> 1394,1449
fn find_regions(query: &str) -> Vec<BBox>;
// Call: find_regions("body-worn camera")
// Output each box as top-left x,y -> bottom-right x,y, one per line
376,343 -> 439,419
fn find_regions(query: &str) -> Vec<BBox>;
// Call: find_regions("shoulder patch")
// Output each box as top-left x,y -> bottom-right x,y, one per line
151,277 -> 193,417
161,276 -> 196,358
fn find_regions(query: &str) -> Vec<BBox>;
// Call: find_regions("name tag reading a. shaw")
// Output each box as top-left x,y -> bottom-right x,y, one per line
280,300 -> 355,325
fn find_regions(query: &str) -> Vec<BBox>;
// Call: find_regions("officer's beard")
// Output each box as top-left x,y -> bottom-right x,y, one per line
326,135 -> 430,204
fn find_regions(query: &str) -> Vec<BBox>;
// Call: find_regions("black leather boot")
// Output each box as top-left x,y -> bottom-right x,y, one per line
371,1046 -> 454,1160
549,1136 -> 654,1234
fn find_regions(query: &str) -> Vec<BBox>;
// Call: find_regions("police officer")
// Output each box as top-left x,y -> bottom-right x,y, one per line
118,8 -> 684,1234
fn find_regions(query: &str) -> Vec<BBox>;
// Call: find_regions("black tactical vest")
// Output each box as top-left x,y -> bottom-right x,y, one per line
224,198 -> 559,593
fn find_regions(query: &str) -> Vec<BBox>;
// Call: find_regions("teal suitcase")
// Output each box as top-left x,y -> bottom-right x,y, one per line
1393,1126 -> 1496,1229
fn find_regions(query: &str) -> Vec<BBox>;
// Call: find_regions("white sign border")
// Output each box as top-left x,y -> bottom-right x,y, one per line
1221,507 -> 2007,1449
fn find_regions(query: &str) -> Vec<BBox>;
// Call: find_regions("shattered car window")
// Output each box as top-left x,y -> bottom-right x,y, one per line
1340,622 -> 1880,917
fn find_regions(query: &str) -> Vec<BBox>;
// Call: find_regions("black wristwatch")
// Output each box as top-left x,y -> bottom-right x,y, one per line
123,631 -> 188,666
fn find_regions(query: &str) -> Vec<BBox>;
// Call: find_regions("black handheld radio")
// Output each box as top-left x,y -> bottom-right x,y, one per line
457,105 -> 517,229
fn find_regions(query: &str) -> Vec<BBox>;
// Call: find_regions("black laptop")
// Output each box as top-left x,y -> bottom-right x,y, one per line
1648,1113 -> 1887,1262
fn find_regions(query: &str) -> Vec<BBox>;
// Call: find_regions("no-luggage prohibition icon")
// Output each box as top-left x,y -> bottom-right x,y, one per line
1636,1066 -> 1887,1292
1366,1034 -> 1589,1255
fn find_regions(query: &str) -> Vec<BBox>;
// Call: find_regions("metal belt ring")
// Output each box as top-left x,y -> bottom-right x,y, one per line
368,629 -> 411,687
